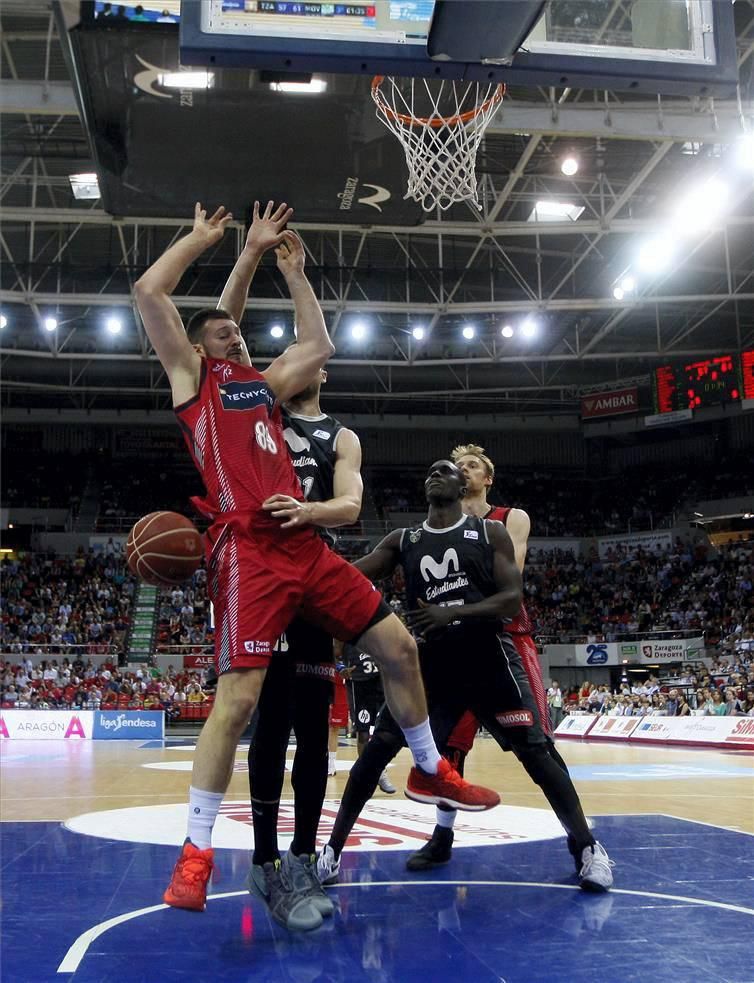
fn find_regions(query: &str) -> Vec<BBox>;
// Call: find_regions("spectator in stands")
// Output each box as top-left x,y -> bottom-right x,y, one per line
708,689 -> 727,715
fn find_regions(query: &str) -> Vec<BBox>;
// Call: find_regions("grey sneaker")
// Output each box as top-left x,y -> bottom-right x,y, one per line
316,844 -> 341,886
578,842 -> 614,892
377,770 -> 396,794
282,849 -> 335,918
247,858 -> 323,931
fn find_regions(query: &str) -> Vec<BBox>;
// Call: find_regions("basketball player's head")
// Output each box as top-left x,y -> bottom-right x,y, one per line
425,460 -> 466,505
451,443 -> 494,495
283,343 -> 327,403
185,308 -> 251,366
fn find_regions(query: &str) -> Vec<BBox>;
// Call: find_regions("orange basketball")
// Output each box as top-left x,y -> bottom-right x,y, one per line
126,511 -> 204,587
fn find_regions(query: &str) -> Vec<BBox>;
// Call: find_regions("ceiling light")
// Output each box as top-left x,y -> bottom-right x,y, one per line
612,286 -> 624,301
105,317 -> 122,335
270,324 -> 284,339
0,315 -> 7,329
560,156 -> 579,176
69,172 -> 100,200
44,317 -> 57,332
620,276 -> 636,293
528,200 -> 584,223
521,317 -> 538,338
158,71 -> 215,89
351,321 -> 367,340
734,133 -> 754,172
501,324 -> 514,339
462,325 -> 475,340
672,177 -> 730,234
412,326 -> 426,341
638,237 -> 674,273
270,78 -> 327,94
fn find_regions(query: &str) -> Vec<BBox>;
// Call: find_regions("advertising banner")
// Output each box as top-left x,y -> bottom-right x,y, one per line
184,654 -> 215,670
632,715 -> 754,747
597,530 -> 673,558
554,715 -> 597,738
93,710 -> 165,740
587,716 -> 641,740
581,387 -> 638,419
0,710 -> 93,740
572,643 -> 620,667
638,638 -> 704,663
722,717 -> 754,748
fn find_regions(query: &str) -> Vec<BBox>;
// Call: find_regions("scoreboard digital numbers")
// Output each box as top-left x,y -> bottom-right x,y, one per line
743,350 -> 754,401
653,354 -> 744,414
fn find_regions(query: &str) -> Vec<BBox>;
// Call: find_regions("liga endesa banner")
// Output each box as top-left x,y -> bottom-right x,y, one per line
92,710 -> 164,740
0,710 -> 93,740
580,387 -> 638,419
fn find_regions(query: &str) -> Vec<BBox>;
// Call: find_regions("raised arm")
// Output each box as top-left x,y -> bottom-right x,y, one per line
353,529 -> 403,583
262,231 -> 335,404
218,200 -> 293,323
262,428 -> 363,529
134,203 -> 233,402
504,507 -> 531,573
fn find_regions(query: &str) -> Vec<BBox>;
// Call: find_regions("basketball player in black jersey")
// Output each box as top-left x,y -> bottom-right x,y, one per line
317,460 -> 614,892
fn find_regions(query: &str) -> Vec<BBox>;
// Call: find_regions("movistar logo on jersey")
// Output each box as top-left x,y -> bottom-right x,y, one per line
420,548 -> 460,583
283,428 -> 311,452
218,381 -> 274,413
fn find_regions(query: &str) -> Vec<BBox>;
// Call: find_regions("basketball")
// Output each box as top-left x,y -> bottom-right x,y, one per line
126,511 -> 204,587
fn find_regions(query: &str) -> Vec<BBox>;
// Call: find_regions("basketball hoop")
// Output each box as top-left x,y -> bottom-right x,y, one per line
371,76 -> 505,213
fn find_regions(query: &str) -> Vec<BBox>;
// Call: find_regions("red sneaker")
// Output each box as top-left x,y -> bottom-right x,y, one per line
163,839 -> 215,911
405,757 -> 500,812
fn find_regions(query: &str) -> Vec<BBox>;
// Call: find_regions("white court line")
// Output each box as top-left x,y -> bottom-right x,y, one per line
57,879 -> 754,974
659,813 -> 754,837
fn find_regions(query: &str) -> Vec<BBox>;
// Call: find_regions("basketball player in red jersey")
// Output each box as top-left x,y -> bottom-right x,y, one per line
406,444 -> 611,888
134,202 -> 499,914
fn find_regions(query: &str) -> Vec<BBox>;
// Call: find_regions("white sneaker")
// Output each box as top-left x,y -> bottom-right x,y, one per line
578,841 -> 614,892
377,770 -> 396,794
316,845 -> 341,886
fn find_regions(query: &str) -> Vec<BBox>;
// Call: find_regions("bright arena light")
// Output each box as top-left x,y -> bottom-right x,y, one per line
158,71 -> 214,89
673,177 -> 730,234
613,286 -> 625,301
43,316 -> 57,332
501,324 -> 514,339
351,321 -> 367,340
462,324 -> 476,340
734,133 -> 754,172
638,237 -> 674,273
560,156 -> 579,176
620,276 -> 636,293
411,326 -> 426,341
105,317 -> 122,335
270,324 -> 284,339
521,317 -> 538,338
0,315 -> 7,329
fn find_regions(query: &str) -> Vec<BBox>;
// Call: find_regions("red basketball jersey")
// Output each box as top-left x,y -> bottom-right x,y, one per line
486,504 -> 533,635
175,358 -> 303,522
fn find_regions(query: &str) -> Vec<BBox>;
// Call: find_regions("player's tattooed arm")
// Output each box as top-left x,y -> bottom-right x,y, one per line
353,529 -> 403,582
218,200 -> 293,323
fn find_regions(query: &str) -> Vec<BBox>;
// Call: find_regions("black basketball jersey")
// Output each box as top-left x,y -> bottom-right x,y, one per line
281,409 -> 344,543
344,642 -> 380,683
400,514 -> 499,643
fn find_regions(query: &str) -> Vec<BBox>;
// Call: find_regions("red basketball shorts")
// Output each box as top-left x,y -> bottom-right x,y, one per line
445,633 -> 551,753
208,517 -> 383,674
329,674 -> 349,728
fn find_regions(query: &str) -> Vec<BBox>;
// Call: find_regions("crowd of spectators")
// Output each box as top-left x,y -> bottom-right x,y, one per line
0,550 -> 136,657
1,453 -> 88,515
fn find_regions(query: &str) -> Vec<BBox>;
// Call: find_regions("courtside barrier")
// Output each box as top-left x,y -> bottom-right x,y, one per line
0,709 -> 164,741
555,713 -> 754,750
552,714 -> 597,738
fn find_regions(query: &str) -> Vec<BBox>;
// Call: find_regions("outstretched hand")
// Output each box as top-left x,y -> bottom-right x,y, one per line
246,200 -> 294,254
406,598 -> 456,637
193,203 -> 233,246
275,229 -> 306,278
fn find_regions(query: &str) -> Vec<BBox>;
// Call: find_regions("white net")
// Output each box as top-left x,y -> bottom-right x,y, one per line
371,76 -> 505,213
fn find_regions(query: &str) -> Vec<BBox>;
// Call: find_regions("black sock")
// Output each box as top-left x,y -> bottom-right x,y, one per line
251,798 -> 281,867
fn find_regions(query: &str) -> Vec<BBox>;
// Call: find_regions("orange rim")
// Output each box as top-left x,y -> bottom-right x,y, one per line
371,76 -> 505,129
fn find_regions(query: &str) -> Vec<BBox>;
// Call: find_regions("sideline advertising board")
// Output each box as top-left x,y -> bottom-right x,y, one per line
554,715 -> 597,738
587,716 -> 641,740
0,709 -> 164,740
632,715 -> 754,749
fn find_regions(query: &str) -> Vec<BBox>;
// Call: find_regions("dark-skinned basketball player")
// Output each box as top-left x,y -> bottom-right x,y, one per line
135,202 -> 499,920
316,459 -> 614,892
406,442 -> 578,873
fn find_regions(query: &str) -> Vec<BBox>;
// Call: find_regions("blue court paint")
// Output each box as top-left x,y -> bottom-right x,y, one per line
2,815 -> 753,982
568,762 -> 754,781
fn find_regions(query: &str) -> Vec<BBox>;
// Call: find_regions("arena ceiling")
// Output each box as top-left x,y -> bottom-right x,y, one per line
1,0 -> 754,419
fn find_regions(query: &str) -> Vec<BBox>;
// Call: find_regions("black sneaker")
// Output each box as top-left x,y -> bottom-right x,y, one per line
406,827 -> 454,872
282,849 -> 335,918
248,858 -> 322,932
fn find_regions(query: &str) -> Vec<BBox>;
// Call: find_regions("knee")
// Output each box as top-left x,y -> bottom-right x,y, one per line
385,631 -> 418,672
214,687 -> 258,733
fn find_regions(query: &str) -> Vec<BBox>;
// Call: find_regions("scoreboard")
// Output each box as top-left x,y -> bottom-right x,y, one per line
653,353 -> 750,414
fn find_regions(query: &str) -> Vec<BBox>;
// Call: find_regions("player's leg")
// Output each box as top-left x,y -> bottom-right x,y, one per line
317,705 -> 406,885
354,677 -> 394,793
328,673 -> 348,774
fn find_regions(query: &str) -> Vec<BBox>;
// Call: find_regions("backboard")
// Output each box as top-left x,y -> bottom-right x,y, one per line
179,0 -> 740,97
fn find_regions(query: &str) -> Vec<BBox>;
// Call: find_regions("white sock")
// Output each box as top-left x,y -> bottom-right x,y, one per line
328,752 -> 336,773
187,786 -> 224,850
436,807 -> 457,829
403,719 -> 441,774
